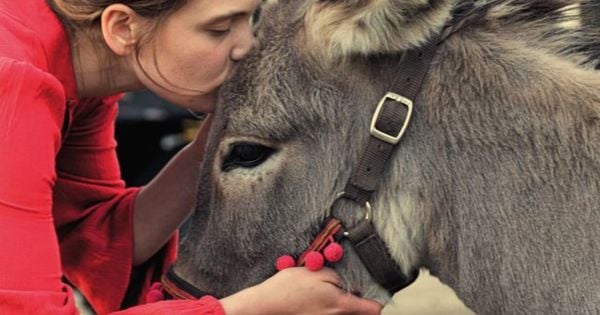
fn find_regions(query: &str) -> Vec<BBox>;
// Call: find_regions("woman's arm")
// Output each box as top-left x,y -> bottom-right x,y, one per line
0,58 -> 77,314
132,116 -> 213,266
111,268 -> 381,315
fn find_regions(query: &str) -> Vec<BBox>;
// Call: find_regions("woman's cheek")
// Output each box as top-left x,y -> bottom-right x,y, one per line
200,46 -> 231,77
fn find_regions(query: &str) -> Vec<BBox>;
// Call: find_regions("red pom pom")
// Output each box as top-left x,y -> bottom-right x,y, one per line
276,255 -> 296,271
324,242 -> 344,263
145,283 -> 165,303
150,282 -> 162,290
304,251 -> 325,271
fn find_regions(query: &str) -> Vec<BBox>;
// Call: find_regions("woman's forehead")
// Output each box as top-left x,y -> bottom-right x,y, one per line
176,0 -> 261,23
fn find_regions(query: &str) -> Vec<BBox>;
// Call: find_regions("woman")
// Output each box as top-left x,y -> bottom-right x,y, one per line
0,0 -> 382,314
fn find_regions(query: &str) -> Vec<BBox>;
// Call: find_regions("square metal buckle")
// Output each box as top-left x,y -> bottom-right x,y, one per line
369,92 -> 414,144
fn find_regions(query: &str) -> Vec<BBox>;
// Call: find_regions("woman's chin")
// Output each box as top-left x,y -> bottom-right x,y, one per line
166,92 -> 217,113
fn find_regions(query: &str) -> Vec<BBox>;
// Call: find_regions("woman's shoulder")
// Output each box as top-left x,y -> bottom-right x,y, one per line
1,0 -> 79,101
0,57 -> 68,137
0,7 -> 48,67
0,57 -> 66,104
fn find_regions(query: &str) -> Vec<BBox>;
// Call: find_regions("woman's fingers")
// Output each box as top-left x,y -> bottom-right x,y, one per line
240,267 -> 383,315
287,268 -> 382,314
316,268 -> 382,315
336,292 -> 382,315
312,267 -> 343,287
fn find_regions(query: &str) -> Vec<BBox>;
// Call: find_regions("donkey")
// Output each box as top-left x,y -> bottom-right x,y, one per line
174,0 -> 600,313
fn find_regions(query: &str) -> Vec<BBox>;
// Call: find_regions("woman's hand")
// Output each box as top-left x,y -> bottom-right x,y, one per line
220,268 -> 382,315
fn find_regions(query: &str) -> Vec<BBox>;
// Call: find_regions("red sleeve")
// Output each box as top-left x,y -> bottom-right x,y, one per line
0,57 -> 184,314
0,55 -> 222,315
110,296 -> 226,315
52,92 -> 179,313
0,57 -> 77,314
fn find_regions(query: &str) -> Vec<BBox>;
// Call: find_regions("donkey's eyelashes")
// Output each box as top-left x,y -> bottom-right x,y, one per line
222,143 -> 276,172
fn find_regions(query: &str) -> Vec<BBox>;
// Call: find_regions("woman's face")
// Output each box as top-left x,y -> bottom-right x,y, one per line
134,0 -> 260,112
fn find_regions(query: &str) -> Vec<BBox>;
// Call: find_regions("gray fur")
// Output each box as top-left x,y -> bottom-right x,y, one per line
581,0 -> 600,68
175,0 -> 600,314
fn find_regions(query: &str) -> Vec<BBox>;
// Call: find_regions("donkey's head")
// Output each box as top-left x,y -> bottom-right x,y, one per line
174,0 -> 456,302
174,0 -> 594,303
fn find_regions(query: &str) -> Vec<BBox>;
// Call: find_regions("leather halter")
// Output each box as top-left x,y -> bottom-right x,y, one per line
333,0 -> 482,294
331,32 -> 442,293
160,268 -> 209,300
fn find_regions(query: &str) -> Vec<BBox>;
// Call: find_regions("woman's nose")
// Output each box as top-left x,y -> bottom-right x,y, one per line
231,26 -> 257,61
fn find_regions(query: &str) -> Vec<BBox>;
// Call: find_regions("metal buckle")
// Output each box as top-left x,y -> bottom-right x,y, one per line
369,92 -> 413,144
327,192 -> 373,229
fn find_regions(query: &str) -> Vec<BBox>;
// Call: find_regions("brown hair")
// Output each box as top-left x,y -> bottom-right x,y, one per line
47,0 -> 188,30
47,0 -> 196,95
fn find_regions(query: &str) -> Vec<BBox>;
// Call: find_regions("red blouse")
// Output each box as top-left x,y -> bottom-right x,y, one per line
0,0 -> 223,314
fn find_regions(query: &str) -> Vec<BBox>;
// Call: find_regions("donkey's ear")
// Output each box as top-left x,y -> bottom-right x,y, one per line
303,0 -> 454,60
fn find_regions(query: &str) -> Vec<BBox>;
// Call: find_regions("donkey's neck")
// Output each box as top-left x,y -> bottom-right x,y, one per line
384,13 -> 600,313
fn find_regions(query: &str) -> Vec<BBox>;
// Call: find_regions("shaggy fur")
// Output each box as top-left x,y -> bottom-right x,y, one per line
176,0 -> 600,314
304,0 -> 455,59
581,0 -> 600,68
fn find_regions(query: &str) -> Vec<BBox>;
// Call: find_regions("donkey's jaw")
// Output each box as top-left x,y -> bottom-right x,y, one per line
334,242 -> 394,304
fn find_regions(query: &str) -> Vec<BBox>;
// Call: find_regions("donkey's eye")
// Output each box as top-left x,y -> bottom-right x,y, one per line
222,143 -> 275,171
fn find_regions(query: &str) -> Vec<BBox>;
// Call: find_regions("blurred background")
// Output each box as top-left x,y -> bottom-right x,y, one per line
115,91 -> 203,187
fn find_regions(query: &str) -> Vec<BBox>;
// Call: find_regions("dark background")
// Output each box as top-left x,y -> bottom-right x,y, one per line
115,91 -> 201,187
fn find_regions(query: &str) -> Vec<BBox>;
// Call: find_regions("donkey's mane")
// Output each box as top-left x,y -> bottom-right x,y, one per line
448,0 -> 599,67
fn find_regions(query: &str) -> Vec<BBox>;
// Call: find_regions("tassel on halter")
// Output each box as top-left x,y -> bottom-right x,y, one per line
275,218 -> 345,272
145,282 -> 166,303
